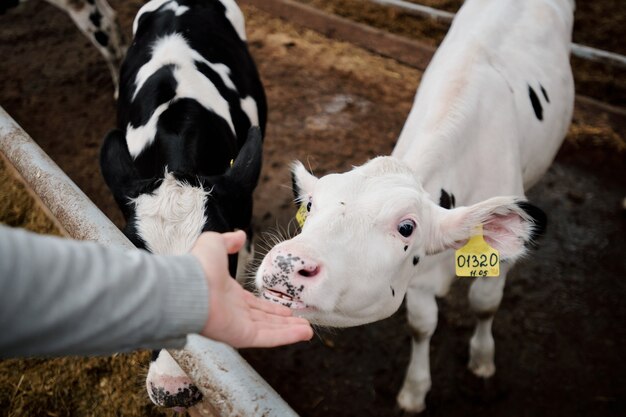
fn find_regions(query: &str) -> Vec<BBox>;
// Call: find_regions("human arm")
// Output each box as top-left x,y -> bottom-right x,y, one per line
0,224 -> 210,357
0,226 -> 312,358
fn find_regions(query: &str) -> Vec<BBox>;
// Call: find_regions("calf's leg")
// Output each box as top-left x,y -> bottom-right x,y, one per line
47,0 -> 126,96
397,287 -> 438,413
467,265 -> 510,378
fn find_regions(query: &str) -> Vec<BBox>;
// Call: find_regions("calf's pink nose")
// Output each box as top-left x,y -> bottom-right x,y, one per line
265,249 -> 322,283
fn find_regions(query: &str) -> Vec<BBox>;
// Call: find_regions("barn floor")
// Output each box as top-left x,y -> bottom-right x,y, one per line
0,1 -> 625,416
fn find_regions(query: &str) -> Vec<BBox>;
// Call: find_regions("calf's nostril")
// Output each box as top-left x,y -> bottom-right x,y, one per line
297,265 -> 320,278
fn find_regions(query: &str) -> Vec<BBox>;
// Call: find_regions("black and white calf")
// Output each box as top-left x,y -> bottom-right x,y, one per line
1,0 -> 126,94
100,0 -> 266,409
257,0 -> 575,413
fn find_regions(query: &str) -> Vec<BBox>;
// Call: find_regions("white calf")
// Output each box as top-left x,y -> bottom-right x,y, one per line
256,0 -> 575,412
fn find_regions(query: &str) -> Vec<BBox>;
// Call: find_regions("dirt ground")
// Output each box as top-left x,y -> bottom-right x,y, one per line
0,1 -> 625,416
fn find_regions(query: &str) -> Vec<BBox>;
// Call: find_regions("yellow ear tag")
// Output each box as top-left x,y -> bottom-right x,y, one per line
455,225 -> 500,277
230,159 -> 234,167
296,204 -> 308,228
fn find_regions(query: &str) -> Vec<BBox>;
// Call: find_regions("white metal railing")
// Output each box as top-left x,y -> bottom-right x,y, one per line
371,0 -> 455,22
0,106 -> 299,417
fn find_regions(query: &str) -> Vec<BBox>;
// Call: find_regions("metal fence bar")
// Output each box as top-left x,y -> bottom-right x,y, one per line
173,336 -> 300,417
0,107 -> 133,247
370,0 -> 454,22
0,106 -> 299,417
367,0 -> 626,69
570,43 -> 626,68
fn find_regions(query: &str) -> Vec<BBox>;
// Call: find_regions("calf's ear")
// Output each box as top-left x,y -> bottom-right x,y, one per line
100,129 -> 145,217
227,126 -> 263,193
291,161 -> 318,204
425,196 -> 547,261
100,129 -> 141,198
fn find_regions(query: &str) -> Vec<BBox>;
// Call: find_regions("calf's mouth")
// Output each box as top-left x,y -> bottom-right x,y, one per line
262,287 -> 310,310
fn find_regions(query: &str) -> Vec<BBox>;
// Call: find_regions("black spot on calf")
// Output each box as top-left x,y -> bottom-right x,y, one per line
291,170 -> 301,205
516,201 -> 547,246
540,84 -> 550,103
528,85 -> 543,121
439,189 -> 455,209
94,30 -> 109,47
89,10 -> 102,28
128,64 -> 177,127
413,256 -> 420,266
391,286 -> 395,297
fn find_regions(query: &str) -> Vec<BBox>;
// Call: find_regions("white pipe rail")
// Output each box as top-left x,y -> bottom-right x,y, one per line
0,108 -> 132,245
368,0 -> 626,68
0,106 -> 299,417
570,43 -> 626,68
370,0 -> 455,22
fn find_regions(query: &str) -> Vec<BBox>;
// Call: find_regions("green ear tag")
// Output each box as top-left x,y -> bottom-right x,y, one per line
296,204 -> 308,228
455,225 -> 500,277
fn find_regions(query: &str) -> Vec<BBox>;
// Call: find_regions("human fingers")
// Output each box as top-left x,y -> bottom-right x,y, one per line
249,308 -> 310,325
221,230 -> 246,254
247,324 -> 314,348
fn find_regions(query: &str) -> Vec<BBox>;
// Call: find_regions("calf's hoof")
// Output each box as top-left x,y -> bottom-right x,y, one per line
396,394 -> 426,414
396,379 -> 430,413
147,380 -> 203,409
468,361 -> 496,378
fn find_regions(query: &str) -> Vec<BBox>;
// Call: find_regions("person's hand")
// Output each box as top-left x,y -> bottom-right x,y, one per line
190,230 -> 313,348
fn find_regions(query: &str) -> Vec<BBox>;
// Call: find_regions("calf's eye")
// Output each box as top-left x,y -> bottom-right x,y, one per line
306,201 -> 312,212
397,219 -> 416,238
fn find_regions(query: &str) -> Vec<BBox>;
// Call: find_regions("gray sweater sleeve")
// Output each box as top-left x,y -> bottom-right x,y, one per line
0,225 -> 209,358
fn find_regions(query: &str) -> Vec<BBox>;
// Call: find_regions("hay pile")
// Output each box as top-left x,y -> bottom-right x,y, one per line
0,156 -> 61,235
0,353 -> 157,417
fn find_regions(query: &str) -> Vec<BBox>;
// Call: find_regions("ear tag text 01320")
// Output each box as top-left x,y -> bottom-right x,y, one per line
455,225 -> 500,277
295,204 -> 308,228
